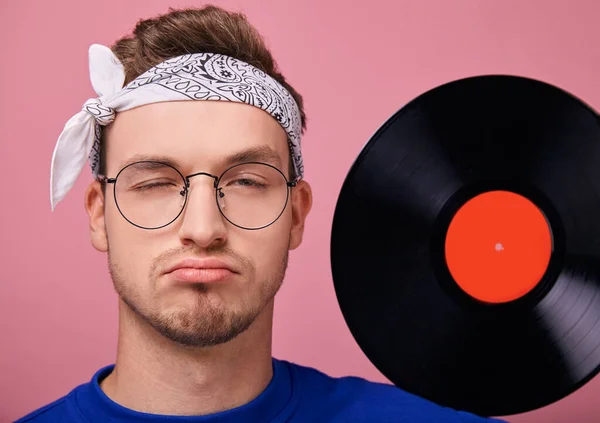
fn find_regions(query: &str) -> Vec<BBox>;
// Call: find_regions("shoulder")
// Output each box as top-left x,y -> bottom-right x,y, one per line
281,360 -> 509,423
11,365 -> 108,423
13,391 -> 76,422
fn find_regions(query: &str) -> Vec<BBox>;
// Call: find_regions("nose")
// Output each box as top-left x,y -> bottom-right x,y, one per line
177,175 -> 227,249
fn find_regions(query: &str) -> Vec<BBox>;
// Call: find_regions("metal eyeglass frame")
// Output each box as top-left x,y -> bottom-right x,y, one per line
97,160 -> 298,231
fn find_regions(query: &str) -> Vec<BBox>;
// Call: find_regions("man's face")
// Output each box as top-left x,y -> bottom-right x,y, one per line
86,101 -> 310,348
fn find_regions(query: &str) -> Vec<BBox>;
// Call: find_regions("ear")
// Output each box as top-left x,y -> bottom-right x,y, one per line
289,179 -> 312,250
84,180 -> 108,252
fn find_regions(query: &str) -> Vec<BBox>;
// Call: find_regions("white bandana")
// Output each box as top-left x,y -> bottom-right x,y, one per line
49,44 -> 304,210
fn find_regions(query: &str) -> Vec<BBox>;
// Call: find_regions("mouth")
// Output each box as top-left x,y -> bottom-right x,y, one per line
164,258 -> 237,284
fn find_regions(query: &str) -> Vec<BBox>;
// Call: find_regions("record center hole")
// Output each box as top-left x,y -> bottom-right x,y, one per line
444,190 -> 552,304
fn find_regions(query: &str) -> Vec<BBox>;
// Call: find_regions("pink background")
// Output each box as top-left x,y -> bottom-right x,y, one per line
2,0 -> 600,422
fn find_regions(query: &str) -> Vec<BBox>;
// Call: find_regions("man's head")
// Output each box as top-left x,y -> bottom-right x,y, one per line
82,6 -> 312,348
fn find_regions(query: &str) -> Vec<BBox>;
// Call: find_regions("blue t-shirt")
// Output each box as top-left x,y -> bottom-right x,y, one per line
15,358 -> 509,422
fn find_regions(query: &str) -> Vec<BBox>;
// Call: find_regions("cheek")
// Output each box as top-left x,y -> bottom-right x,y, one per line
239,217 -> 291,270
105,205 -> 158,281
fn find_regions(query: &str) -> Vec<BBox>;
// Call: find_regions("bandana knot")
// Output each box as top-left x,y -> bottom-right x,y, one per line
83,98 -> 115,126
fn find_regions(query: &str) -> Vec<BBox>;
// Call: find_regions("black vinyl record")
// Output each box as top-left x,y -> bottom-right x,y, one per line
330,75 -> 600,417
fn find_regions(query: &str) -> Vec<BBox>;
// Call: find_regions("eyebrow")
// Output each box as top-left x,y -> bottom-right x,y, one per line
223,145 -> 283,168
116,146 -> 284,173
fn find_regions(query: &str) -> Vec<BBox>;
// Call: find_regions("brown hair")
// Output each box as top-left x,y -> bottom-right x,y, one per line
99,5 -> 306,179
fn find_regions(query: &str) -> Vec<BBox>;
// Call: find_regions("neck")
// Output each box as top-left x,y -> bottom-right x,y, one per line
99,298 -> 275,416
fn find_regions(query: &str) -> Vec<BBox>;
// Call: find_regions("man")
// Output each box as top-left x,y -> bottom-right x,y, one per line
17,5 -> 508,422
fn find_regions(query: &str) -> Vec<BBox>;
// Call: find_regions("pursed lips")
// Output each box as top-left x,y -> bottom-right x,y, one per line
164,258 -> 237,283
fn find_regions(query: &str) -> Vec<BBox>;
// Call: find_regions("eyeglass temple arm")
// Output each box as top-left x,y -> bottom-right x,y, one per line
97,174 -> 116,184
287,174 -> 301,187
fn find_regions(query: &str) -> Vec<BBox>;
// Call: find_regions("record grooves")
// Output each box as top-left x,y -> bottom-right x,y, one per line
330,75 -> 600,416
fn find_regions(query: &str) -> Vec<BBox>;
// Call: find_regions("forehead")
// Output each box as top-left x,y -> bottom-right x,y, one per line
103,100 -> 288,172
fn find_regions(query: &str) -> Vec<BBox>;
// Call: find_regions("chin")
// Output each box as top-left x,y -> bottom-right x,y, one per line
119,288 -> 259,348
152,304 -> 258,347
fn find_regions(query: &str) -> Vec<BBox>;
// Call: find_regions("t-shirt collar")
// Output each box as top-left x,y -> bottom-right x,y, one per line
74,358 -> 295,422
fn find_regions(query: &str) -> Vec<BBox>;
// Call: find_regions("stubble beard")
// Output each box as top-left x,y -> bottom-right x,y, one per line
107,243 -> 289,348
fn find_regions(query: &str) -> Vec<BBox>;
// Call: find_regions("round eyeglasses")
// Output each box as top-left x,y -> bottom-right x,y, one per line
98,161 -> 297,230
